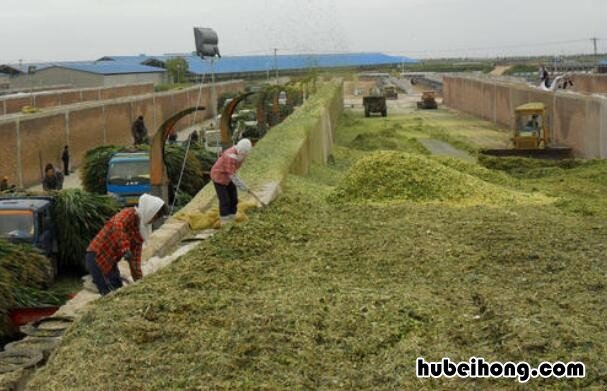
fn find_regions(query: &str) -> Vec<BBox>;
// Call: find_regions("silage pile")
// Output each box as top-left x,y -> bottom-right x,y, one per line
0,240 -> 51,338
328,151 -> 548,206
52,189 -> 119,270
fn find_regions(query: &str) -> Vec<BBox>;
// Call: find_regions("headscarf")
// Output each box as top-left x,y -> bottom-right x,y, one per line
135,194 -> 165,242
227,138 -> 252,161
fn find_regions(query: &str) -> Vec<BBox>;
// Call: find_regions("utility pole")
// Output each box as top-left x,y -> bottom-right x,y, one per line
210,58 -> 217,128
591,37 -> 599,66
273,48 -> 278,85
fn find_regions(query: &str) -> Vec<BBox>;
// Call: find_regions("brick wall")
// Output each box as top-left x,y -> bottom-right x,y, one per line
0,83 -> 155,115
0,80 -> 245,187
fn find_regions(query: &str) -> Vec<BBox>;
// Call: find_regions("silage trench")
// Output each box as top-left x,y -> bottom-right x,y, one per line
27,183 -> 607,389
25,109 -> 607,390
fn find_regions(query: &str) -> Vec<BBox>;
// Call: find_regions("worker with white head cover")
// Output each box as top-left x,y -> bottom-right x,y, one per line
85,194 -> 165,295
210,138 -> 252,225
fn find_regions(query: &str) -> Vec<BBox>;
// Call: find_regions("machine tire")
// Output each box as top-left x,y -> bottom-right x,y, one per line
0,350 -> 43,374
20,316 -> 74,338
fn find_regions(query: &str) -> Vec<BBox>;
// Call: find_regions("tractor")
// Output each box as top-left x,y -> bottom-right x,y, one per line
480,102 -> 572,159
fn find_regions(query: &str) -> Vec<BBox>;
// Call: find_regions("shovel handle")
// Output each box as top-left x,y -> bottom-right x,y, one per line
247,189 -> 267,208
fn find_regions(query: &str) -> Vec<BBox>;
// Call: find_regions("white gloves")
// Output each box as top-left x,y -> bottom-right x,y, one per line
230,174 -> 248,191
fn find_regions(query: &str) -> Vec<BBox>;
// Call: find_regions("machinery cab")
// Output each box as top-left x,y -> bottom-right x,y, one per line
107,152 -> 151,206
513,103 -> 548,150
0,197 -> 58,273
417,91 -> 438,109
383,85 -> 398,99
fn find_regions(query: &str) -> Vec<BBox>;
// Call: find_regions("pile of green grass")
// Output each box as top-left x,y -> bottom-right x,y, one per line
476,156 -> 607,217
478,155 -> 582,177
80,145 -> 120,194
52,189 -> 119,270
0,240 -> 51,339
433,156 -> 518,187
328,151 -> 545,207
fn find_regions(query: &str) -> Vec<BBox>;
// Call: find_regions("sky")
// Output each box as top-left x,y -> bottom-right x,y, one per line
1,0 -> 606,64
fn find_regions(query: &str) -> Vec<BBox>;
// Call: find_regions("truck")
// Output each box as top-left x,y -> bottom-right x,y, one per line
417,91 -> 438,110
0,196 -> 58,278
107,152 -> 151,206
363,96 -> 387,117
383,85 -> 398,100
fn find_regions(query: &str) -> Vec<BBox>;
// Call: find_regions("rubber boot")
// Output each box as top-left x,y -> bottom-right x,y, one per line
220,215 -> 235,227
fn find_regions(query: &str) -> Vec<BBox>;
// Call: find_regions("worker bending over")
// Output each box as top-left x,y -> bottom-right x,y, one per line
210,138 -> 252,225
86,194 -> 165,295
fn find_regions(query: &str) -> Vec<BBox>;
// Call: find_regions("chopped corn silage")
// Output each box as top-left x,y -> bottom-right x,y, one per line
0,240 -> 51,339
328,151 -> 549,207
25,96 -> 607,390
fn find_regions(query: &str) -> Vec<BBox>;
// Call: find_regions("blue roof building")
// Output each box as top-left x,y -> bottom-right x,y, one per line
1,52 -> 416,88
97,52 -> 417,78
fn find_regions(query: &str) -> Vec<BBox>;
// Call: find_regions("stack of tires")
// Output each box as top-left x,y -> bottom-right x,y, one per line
0,316 -> 73,387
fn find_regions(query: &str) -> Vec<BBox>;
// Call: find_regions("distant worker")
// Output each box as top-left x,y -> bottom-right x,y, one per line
61,145 -> 70,176
85,194 -> 165,295
210,138 -> 252,225
558,76 -> 574,90
42,163 -> 64,191
189,131 -> 199,144
0,176 -> 15,192
168,132 -> 178,144
0,176 -> 8,191
131,115 -> 149,145
526,114 -> 539,131
539,64 -> 550,88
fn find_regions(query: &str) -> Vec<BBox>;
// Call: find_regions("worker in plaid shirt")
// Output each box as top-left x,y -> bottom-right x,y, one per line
85,194 -> 165,295
210,138 -> 252,225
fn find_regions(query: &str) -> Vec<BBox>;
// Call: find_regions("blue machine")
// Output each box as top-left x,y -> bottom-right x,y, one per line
0,196 -> 58,277
107,152 -> 151,206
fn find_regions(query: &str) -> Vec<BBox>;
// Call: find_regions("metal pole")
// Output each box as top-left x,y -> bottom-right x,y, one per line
591,37 -> 598,67
211,58 -> 217,128
274,48 -> 278,84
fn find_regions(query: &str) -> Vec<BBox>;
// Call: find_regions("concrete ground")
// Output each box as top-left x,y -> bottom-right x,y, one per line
345,86 -> 476,160
27,169 -> 82,192
419,138 -> 475,162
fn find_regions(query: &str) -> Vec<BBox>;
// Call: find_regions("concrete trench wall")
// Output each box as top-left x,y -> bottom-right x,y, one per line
143,81 -> 344,261
0,81 -> 244,187
0,83 -> 155,115
569,74 -> 607,95
443,76 -> 607,158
